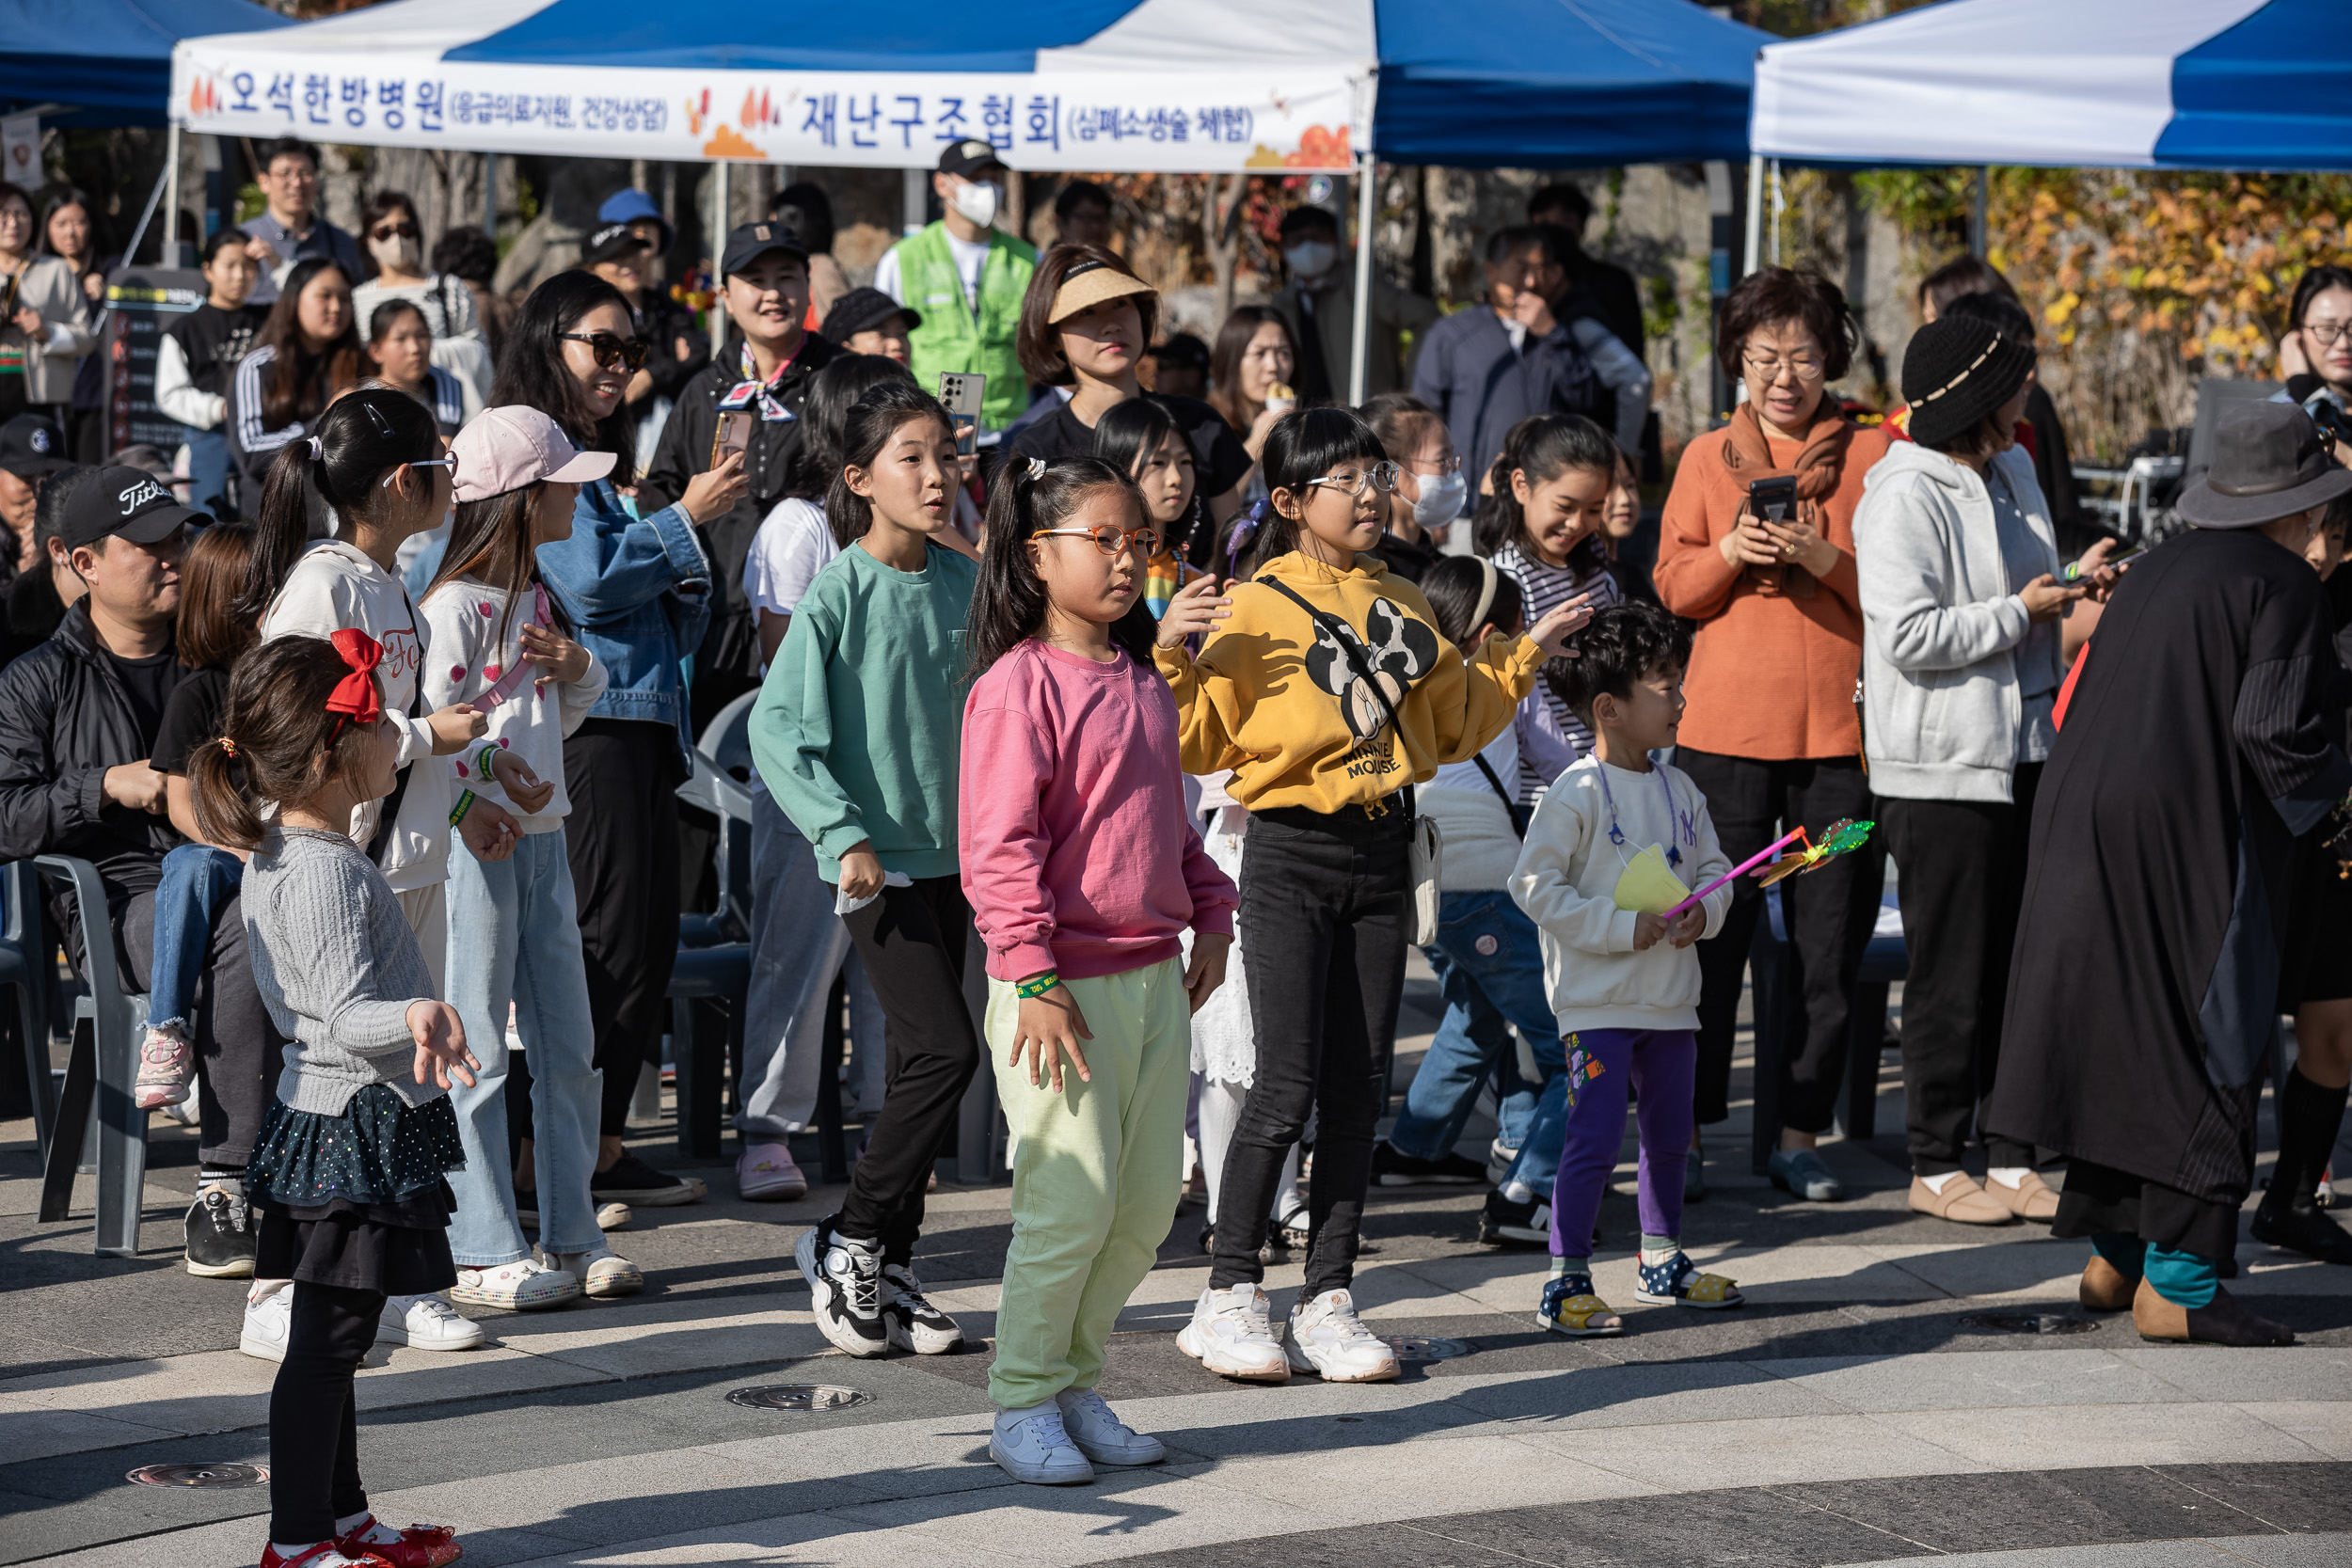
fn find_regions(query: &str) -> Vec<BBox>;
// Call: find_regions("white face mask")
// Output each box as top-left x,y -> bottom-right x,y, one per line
1412,469 -> 1467,531
947,178 -> 1002,229
1284,241 -> 1337,279
368,232 -> 421,275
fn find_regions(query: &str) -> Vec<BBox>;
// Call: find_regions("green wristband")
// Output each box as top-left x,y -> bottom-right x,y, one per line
449,789 -> 477,827
1016,971 -> 1061,1001
476,744 -> 502,781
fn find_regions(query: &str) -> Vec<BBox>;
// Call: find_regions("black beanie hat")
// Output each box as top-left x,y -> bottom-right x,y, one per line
1902,315 -> 2036,450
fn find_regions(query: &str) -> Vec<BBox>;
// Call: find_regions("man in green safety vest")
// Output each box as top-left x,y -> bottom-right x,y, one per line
872,140 -> 1037,432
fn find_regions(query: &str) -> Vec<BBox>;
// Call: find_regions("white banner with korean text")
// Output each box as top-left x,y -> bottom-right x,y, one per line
170,44 -> 1367,173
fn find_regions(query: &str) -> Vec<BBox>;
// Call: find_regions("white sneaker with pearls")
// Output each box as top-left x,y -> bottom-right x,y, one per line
546,1245 -> 644,1298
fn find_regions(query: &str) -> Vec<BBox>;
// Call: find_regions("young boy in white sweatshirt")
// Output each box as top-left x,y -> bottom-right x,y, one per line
1510,602 -> 1743,1337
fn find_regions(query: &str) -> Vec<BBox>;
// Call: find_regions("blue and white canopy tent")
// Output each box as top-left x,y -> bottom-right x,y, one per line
1747,0 -> 2352,268
170,0 -> 1766,396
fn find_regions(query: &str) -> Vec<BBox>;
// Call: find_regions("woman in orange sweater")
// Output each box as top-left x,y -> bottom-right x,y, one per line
1652,267 -> 1891,1205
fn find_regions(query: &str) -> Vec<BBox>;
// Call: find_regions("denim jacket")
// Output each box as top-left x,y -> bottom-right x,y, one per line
535,477 -> 711,770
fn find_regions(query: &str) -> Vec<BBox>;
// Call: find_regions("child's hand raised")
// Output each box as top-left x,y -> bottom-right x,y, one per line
406,1000 -> 479,1089
489,749 -> 555,816
1632,911 -> 1670,952
518,622 -> 592,685
1156,573 -> 1232,650
428,703 -> 488,754
1666,906 -> 1707,948
1529,594 -> 1595,659
1184,931 -> 1232,1014
1011,980 -> 1092,1093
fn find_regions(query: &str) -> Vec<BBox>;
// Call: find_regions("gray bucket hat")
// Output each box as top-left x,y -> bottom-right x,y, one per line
2176,402 -> 2352,529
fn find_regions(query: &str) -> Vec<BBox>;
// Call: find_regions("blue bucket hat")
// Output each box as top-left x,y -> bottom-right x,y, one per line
597,188 -> 673,255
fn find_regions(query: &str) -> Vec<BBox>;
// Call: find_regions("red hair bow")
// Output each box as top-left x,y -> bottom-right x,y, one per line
326,628 -> 384,729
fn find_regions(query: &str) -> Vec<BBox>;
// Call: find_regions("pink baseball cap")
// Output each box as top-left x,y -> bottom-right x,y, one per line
451,406 -> 617,502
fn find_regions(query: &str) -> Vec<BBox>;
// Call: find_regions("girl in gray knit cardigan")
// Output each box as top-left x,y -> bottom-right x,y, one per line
186,632 -> 477,1568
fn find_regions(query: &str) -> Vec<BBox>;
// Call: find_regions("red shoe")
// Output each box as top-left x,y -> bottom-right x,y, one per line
331,1516 -> 461,1568
259,1545 -> 393,1568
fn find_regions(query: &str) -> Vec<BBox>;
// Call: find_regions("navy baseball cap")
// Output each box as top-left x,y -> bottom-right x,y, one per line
720,219 -> 810,280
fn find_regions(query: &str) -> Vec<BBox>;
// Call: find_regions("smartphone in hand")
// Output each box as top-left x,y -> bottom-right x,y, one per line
709,409 -> 753,468
1746,474 -> 1799,524
938,372 -> 987,458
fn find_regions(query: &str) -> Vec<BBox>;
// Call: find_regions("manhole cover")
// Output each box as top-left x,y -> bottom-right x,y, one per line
1383,1336 -> 1472,1361
725,1384 -> 874,1411
126,1463 -> 269,1488
1956,1312 -> 2099,1337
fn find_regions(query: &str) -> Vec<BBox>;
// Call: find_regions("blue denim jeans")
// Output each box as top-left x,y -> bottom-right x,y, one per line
184,427 -> 230,517
444,830 -> 603,1263
1389,890 -> 1564,1163
146,844 -> 244,1033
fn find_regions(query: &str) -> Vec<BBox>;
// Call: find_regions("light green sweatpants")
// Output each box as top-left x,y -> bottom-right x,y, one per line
985,957 -> 1192,1411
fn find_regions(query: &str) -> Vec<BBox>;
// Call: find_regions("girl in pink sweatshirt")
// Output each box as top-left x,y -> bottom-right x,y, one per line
959,454 -> 1238,1486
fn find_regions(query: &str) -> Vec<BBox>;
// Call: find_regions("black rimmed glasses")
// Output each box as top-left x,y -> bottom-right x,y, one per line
1305,461 -> 1402,499
562,332 -> 650,372
1035,523 -> 1163,558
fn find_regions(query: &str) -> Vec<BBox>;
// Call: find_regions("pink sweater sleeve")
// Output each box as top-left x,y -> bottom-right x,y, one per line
958,700 -> 1061,982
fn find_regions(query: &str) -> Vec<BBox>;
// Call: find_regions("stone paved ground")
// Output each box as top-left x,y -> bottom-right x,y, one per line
5,970 -> 2349,1567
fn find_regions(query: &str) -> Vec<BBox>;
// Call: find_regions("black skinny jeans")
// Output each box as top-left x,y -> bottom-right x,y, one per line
1211,805 -> 1408,1297
1677,749 -> 1882,1133
1883,763 -> 2042,1174
835,875 -> 980,1262
269,1281 -> 382,1544
564,720 -> 684,1136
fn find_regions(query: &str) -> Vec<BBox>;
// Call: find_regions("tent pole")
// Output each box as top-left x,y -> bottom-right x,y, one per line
163,123 -> 181,263
1348,150 -> 1375,406
1769,160 -> 1782,266
1969,166 -> 1988,257
483,153 -> 497,243
1741,153 -> 1763,279
711,160 -> 730,355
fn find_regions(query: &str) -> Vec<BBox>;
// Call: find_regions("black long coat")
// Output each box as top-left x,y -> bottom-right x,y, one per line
1988,527 -> 2351,1205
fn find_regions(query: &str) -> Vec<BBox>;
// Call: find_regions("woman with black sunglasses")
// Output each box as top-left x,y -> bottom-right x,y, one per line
497,271 -> 747,1212
350,190 -> 493,409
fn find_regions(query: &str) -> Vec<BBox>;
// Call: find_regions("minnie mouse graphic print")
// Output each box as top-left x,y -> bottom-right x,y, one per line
1156,554 -> 1543,816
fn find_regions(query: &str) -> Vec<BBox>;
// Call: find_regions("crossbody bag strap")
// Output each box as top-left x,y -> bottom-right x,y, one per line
1470,752 -> 1530,838
365,578 -> 429,864
1263,577 -> 1414,816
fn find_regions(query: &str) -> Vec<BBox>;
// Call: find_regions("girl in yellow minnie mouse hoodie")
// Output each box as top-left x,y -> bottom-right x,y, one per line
1152,406 -> 1590,1386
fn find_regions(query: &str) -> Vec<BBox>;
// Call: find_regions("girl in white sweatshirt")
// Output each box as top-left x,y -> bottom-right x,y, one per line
420,406 -> 640,1308
1510,601 -> 1741,1338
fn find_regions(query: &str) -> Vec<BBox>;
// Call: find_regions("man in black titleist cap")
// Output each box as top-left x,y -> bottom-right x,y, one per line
0,464 -> 286,1276
1988,401 -> 2352,1348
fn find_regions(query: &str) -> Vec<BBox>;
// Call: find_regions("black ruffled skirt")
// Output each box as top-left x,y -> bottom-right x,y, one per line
247,1086 -> 465,1295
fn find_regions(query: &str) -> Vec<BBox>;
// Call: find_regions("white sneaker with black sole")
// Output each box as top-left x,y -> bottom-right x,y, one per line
378,1293 -> 485,1351
989,1404 -> 1094,1485
880,1261 -> 962,1354
795,1220 -> 888,1357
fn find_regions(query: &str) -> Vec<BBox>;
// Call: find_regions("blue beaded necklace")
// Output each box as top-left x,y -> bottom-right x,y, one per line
1596,755 -> 1686,867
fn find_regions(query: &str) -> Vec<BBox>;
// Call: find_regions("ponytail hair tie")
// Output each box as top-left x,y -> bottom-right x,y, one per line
1025,456 -> 1047,482
1224,499 -> 1270,580
219,736 -> 238,758
305,436 -> 324,460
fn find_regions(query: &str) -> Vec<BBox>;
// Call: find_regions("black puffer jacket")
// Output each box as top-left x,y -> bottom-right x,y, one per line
640,333 -> 841,690
0,601 -> 183,895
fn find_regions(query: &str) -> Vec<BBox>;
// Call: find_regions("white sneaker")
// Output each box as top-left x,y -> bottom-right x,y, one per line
737,1141 -> 808,1201
239,1280 -> 293,1362
1285,1289 -> 1400,1382
988,1404 -> 1095,1485
1175,1283 -> 1290,1383
377,1293 -> 485,1351
450,1258 -> 580,1310
1055,1387 -> 1165,1466
794,1221 -> 888,1357
546,1245 -> 644,1299
880,1261 -> 962,1354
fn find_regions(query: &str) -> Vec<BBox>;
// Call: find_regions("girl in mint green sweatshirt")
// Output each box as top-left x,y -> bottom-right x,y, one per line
750,381 -> 979,1365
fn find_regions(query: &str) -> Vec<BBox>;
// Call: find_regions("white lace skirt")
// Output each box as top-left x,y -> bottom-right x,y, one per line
1184,805 -> 1258,1086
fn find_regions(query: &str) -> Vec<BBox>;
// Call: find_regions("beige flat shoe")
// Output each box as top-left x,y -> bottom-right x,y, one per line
1908,1173 -> 2017,1226
1988,1169 -> 2061,1221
